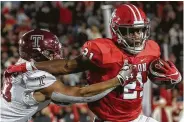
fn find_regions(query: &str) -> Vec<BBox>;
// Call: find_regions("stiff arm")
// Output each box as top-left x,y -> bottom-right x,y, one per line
34,55 -> 92,75
36,76 -> 120,103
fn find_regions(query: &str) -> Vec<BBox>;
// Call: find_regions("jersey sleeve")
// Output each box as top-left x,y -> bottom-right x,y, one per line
81,39 -> 113,67
23,70 -> 56,91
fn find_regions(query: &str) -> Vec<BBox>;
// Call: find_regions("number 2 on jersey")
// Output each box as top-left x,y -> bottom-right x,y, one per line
82,48 -> 94,60
123,72 -> 144,100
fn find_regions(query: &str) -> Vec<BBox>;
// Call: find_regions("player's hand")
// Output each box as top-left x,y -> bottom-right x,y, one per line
6,62 -> 37,74
149,58 -> 182,85
116,64 -> 137,86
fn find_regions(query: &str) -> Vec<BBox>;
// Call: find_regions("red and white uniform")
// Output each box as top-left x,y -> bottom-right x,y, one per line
0,59 -> 56,122
82,38 -> 160,122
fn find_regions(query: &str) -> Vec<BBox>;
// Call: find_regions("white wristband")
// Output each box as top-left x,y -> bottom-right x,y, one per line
26,62 -> 37,71
30,61 -> 37,70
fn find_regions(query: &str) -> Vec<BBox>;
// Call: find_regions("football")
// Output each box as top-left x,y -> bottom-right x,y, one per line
148,58 -> 181,89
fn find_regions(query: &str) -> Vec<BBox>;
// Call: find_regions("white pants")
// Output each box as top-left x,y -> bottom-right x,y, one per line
93,114 -> 158,122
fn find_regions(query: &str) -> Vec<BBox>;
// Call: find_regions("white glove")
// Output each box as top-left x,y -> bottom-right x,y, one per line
116,64 -> 137,86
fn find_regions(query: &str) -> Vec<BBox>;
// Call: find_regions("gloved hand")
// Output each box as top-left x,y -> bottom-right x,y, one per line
148,58 -> 182,85
116,64 -> 137,86
6,62 -> 37,74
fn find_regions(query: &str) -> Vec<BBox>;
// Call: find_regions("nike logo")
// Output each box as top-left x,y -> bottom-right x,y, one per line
140,58 -> 146,62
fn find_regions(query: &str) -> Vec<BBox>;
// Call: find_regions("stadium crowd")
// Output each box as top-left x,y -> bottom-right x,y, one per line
1,1 -> 183,122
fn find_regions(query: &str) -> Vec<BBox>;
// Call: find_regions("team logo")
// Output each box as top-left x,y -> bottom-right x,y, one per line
34,75 -> 46,86
31,35 -> 44,48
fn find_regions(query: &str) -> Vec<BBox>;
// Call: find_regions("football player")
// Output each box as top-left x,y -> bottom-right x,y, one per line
6,4 -> 182,122
0,29 -> 133,122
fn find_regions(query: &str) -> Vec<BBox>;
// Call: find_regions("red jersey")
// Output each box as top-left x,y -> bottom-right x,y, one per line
82,38 -> 160,122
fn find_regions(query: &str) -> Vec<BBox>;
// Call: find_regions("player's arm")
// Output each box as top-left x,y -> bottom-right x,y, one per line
36,55 -> 94,75
30,65 -> 134,103
39,77 -> 119,103
6,40 -> 99,75
33,40 -> 111,74
30,74 -> 119,104
7,55 -> 92,75
23,70 -> 116,104
7,40 -> 106,75
146,41 -> 182,88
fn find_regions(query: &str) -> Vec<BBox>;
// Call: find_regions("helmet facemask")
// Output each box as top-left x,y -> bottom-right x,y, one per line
42,49 -> 64,60
112,21 -> 150,54
34,44 -> 64,61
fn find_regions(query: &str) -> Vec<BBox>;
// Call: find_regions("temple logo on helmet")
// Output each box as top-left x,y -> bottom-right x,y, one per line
31,35 -> 44,48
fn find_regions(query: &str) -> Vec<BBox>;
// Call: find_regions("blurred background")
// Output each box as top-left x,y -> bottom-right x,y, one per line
1,1 -> 183,122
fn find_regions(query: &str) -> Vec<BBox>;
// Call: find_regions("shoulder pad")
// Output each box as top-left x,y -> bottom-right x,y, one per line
139,40 -> 161,57
82,38 -> 122,67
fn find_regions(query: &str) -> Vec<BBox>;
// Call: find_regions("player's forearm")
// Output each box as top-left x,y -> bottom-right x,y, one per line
50,78 -> 119,103
35,59 -> 79,75
33,92 -> 46,102
78,77 -> 119,97
55,77 -> 119,97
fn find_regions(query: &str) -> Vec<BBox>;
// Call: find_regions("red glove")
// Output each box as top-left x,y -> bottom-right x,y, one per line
6,62 -> 37,74
149,58 -> 182,86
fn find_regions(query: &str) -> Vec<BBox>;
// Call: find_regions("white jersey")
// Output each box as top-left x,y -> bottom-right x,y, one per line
0,68 -> 56,122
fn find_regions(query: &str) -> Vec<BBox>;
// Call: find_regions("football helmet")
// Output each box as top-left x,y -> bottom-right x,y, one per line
110,4 -> 150,54
19,29 -> 63,62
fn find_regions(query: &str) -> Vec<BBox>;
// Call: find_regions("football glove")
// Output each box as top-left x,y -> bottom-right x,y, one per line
148,58 -> 182,86
117,64 -> 137,86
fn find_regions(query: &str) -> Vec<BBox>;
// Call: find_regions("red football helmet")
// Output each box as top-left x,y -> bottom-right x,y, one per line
110,4 -> 150,54
19,29 -> 63,62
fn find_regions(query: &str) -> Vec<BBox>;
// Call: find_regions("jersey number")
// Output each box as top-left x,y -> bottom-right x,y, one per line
82,48 -> 94,60
2,75 -> 12,102
123,72 -> 144,100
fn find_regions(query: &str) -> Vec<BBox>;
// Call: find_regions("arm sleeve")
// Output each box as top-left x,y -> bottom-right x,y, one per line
23,70 -> 56,91
51,87 -> 115,103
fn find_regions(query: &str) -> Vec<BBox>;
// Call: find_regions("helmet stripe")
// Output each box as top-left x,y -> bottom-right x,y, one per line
131,4 -> 143,21
124,4 -> 137,21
